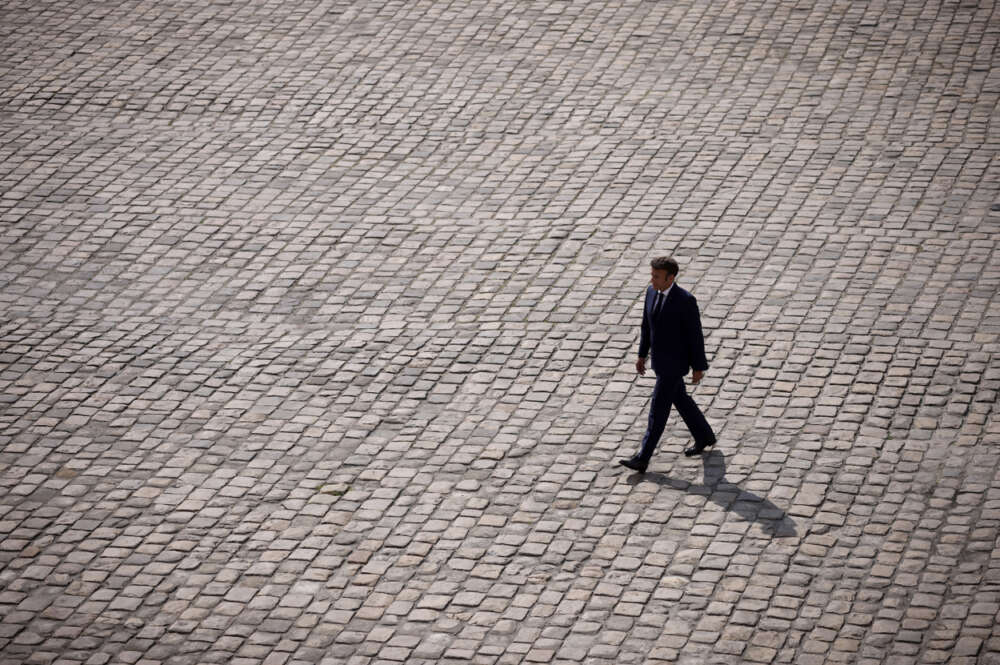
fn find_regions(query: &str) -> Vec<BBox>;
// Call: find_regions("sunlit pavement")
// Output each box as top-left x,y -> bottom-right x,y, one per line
1,1 -> 999,663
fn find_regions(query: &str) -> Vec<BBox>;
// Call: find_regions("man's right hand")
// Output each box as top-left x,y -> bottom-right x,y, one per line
636,358 -> 646,376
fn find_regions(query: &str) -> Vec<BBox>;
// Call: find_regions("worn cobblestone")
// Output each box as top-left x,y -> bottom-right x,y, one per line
2,0 -> 1000,663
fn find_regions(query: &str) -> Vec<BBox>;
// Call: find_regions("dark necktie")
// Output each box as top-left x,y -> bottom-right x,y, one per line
652,291 -> 664,317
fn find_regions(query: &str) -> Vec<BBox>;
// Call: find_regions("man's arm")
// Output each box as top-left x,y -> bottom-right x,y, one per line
637,290 -> 651,375
687,296 -> 709,379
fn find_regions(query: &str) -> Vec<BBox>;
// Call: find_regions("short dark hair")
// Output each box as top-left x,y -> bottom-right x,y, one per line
650,257 -> 679,275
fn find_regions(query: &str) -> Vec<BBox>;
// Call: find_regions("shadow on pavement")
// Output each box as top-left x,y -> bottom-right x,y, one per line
627,449 -> 797,538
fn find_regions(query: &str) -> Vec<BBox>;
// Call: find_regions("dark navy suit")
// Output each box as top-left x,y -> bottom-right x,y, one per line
636,284 -> 715,463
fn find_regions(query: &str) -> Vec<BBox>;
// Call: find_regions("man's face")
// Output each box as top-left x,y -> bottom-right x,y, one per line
650,268 -> 674,292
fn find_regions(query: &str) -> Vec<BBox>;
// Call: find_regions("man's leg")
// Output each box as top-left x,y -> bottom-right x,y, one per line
672,380 -> 715,447
637,374 -> 674,463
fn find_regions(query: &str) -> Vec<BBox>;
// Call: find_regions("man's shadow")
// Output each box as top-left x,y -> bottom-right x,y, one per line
627,449 -> 797,537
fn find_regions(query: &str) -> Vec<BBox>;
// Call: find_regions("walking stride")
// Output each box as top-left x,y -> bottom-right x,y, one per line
620,257 -> 717,473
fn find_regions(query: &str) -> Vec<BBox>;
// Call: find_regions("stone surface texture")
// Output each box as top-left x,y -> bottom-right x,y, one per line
1,0 -> 999,664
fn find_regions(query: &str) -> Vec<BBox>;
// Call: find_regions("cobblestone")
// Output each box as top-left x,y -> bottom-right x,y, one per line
1,0 -> 1000,663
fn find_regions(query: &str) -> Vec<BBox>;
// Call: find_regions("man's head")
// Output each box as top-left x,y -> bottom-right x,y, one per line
650,256 -> 679,291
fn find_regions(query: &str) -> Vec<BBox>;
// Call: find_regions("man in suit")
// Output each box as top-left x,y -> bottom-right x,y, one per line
620,257 -> 716,473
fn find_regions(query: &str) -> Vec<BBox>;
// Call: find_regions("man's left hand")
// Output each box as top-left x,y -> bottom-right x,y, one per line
691,370 -> 704,384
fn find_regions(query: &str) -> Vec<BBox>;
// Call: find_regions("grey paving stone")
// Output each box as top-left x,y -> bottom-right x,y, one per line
1,0 -> 1000,663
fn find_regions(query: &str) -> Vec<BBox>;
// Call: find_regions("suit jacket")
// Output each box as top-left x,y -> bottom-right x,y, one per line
638,284 -> 709,378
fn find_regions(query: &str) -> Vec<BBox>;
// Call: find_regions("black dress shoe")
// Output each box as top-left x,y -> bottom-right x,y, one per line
684,438 -> 717,457
619,458 -> 648,473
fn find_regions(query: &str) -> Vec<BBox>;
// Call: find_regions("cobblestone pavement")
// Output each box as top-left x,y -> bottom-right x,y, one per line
1,0 -> 999,663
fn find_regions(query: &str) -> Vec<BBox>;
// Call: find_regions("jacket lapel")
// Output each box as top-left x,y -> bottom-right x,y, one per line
662,287 -> 676,314
650,286 -> 680,323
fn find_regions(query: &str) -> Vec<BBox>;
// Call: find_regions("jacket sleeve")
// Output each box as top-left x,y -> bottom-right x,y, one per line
638,290 -> 651,358
687,295 -> 709,372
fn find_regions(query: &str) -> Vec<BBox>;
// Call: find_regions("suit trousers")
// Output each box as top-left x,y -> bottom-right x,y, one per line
638,373 -> 714,462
